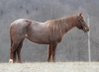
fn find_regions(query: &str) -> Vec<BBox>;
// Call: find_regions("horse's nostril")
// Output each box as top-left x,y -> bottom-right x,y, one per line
84,27 -> 89,32
87,28 -> 89,32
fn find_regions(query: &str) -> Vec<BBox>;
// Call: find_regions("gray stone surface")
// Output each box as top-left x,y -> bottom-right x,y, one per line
0,0 -> 99,62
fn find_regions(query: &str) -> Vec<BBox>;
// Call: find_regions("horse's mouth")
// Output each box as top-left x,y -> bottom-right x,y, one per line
83,27 -> 89,32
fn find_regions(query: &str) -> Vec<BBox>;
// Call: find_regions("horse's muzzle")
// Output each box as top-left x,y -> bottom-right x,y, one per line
84,27 -> 89,32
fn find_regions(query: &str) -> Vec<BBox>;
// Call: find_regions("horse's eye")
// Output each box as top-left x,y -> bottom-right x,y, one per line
79,19 -> 84,24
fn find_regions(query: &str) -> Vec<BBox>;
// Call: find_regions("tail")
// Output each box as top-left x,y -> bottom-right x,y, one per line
10,26 -> 13,47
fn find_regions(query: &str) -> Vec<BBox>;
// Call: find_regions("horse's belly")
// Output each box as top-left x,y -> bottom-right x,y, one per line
27,37 -> 50,44
27,32 -> 50,44
26,22 -> 51,44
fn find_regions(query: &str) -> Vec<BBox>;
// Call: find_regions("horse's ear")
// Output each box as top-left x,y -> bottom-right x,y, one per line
79,13 -> 82,17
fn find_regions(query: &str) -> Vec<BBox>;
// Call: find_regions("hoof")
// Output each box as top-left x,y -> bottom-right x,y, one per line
9,59 -> 14,63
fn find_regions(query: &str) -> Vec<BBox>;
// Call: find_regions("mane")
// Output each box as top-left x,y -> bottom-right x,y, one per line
47,16 -> 77,35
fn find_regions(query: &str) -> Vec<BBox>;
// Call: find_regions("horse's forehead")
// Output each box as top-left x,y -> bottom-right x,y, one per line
79,15 -> 84,20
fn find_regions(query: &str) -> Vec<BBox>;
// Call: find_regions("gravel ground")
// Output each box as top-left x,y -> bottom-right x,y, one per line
0,62 -> 99,72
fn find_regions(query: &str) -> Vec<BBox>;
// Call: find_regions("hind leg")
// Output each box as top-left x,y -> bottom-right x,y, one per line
13,51 -> 17,62
9,43 -> 19,63
16,40 -> 23,63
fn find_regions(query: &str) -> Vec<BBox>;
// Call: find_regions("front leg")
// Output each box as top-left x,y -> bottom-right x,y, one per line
48,43 -> 57,62
48,45 -> 52,62
51,43 -> 57,62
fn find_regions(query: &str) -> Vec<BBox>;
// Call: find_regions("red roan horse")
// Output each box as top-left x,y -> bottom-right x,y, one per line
9,13 -> 89,63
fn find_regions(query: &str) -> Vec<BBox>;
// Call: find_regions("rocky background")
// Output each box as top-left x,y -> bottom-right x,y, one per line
0,0 -> 99,62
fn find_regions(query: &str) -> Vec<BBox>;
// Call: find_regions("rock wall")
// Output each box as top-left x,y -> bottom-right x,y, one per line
0,0 -> 99,62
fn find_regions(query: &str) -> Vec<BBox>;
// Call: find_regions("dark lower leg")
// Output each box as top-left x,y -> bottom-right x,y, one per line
10,44 -> 18,63
10,48 -> 14,60
10,48 -> 16,63
13,51 -> 17,63
17,41 -> 23,63
17,48 -> 22,63
52,47 -> 56,62
52,44 -> 57,62
48,45 -> 52,62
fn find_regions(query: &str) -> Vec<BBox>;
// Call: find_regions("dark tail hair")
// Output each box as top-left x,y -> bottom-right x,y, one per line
10,26 -> 13,47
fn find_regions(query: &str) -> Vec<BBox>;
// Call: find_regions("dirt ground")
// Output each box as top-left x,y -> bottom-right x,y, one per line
0,62 -> 99,72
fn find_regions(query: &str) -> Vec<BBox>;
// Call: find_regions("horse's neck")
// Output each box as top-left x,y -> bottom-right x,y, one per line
54,17 -> 76,33
64,17 -> 76,31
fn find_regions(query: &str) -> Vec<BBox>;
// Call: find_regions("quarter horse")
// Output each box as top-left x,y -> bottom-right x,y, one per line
9,13 -> 89,63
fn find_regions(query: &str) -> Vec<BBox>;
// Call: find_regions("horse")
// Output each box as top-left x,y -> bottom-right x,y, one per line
9,13 -> 89,63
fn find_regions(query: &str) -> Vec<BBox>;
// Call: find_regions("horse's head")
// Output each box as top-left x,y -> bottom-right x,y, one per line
76,13 -> 89,32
